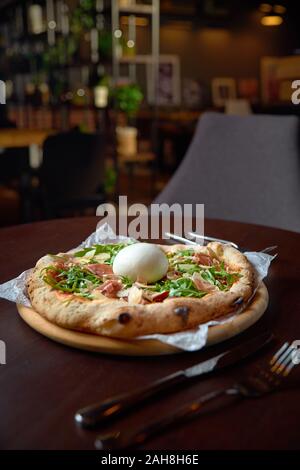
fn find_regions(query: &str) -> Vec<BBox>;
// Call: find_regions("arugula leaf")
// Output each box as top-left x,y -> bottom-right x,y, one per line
175,249 -> 195,257
73,243 -> 130,265
154,277 -> 206,298
202,263 -> 242,291
201,269 -> 216,283
177,263 -> 201,274
170,257 -> 242,292
43,265 -> 102,299
120,276 -> 133,288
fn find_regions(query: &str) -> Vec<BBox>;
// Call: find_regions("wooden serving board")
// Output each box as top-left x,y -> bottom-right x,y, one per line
17,283 -> 268,356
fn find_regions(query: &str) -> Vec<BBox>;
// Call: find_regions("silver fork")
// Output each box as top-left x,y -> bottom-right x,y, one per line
165,231 -> 277,254
95,341 -> 298,450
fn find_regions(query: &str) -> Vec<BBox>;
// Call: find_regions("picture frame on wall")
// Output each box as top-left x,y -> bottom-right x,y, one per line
211,77 -> 237,107
237,78 -> 259,103
147,55 -> 181,106
261,55 -> 300,104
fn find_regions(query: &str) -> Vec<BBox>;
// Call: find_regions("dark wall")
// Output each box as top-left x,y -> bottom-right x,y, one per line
159,11 -> 299,85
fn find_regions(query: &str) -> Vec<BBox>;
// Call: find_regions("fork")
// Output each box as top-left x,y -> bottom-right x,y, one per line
95,341 -> 298,450
165,231 -> 277,255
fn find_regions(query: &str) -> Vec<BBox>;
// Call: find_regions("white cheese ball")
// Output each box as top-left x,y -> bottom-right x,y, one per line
113,243 -> 169,284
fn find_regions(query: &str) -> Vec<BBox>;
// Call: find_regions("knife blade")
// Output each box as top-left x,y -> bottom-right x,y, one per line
184,331 -> 273,378
75,331 -> 273,428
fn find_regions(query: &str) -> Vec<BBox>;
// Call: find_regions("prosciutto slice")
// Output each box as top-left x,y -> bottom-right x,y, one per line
193,253 -> 212,266
87,264 -> 113,276
99,280 -> 122,298
192,273 -> 216,292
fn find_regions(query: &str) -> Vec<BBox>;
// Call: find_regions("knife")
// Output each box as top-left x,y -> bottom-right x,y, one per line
75,331 -> 273,428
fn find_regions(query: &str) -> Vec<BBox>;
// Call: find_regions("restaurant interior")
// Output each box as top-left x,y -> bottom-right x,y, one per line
2,1 -> 300,456
0,0 -> 300,230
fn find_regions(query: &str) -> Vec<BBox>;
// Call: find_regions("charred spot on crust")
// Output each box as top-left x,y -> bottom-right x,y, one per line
232,297 -> 244,306
118,312 -> 131,324
174,306 -> 190,323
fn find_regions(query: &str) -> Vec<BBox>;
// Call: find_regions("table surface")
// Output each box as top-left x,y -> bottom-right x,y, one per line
0,217 -> 300,450
0,128 -> 55,148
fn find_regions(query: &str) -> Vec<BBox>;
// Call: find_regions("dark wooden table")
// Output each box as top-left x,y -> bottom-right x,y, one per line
0,217 -> 300,450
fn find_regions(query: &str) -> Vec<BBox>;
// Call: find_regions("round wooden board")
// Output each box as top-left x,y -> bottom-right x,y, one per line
17,283 -> 268,356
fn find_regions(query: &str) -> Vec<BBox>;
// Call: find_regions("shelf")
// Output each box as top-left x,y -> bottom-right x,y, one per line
118,151 -> 155,164
119,4 -> 154,15
119,54 -> 154,64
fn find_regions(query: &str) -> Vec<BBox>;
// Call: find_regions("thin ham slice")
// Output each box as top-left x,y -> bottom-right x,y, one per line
193,253 -> 213,266
99,279 -> 122,298
87,263 -> 113,276
151,291 -> 169,302
166,271 -> 181,280
192,273 -> 216,292
50,262 -> 67,282
142,290 -> 169,302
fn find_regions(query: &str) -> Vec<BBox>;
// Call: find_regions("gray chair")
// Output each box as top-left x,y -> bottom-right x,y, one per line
154,112 -> 300,232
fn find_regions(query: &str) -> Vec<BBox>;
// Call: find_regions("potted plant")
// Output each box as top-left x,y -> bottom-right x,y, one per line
94,75 -> 111,109
112,83 -> 143,158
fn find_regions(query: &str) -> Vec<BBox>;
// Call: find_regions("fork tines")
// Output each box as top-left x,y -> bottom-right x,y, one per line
269,341 -> 298,377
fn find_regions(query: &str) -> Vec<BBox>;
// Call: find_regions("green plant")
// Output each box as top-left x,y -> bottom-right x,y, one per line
98,31 -> 113,59
104,167 -> 117,194
112,83 -> 143,120
97,74 -> 111,88
70,0 -> 96,34
42,36 -> 78,69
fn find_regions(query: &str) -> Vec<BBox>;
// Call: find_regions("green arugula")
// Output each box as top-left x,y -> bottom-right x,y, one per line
177,263 -> 201,274
153,277 -> 206,298
73,243 -> 130,265
168,249 -> 195,268
154,255 -> 242,298
174,249 -> 195,257
43,265 -> 102,299
174,259 -> 241,292
120,276 -> 133,288
205,262 -> 242,290
42,245 -> 241,302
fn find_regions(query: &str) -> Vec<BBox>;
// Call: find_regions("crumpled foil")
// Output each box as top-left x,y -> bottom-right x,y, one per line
0,223 -> 275,352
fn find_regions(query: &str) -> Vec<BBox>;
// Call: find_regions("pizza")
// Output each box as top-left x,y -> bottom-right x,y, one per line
26,241 -> 257,338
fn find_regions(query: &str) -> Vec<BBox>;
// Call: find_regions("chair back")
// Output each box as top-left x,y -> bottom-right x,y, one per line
154,112 -> 300,232
42,128 -> 105,203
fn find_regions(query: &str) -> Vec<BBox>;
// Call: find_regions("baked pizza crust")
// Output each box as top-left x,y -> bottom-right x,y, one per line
26,242 -> 257,338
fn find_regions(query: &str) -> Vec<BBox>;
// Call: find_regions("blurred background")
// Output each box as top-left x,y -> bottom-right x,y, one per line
0,0 -> 300,227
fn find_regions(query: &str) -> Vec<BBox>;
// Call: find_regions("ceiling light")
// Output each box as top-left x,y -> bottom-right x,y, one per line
273,4 -> 286,14
259,3 -> 272,13
261,15 -> 283,26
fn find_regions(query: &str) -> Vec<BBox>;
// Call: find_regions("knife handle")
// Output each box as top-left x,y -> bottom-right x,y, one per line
95,387 -> 231,450
75,370 -> 186,428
